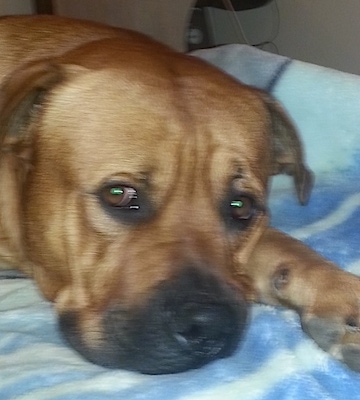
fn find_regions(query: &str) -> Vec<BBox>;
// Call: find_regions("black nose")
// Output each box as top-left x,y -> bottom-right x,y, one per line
120,266 -> 248,374
172,301 -> 239,356
62,266 -> 248,374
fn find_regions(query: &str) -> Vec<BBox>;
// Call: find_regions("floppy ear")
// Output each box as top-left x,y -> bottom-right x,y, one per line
0,61 -> 66,270
260,92 -> 314,205
0,61 -> 64,148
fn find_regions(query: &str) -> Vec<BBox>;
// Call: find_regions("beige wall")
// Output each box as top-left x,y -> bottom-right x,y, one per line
35,0 -> 360,75
54,0 -> 195,51
0,0 -> 34,15
203,0 -> 360,75
273,0 -> 360,75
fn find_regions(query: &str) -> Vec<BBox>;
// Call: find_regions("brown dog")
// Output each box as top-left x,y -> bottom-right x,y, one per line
0,15 -> 359,374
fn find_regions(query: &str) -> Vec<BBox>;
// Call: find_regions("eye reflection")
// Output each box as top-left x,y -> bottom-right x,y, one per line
230,196 -> 254,220
101,185 -> 138,208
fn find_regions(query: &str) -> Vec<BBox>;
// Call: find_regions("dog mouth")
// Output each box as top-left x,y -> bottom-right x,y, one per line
59,267 -> 248,374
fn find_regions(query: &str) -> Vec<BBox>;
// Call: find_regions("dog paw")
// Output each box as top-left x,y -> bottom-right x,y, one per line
301,313 -> 360,372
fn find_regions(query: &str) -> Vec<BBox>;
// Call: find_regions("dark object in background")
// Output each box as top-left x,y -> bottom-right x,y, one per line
195,0 -> 272,11
34,0 -> 53,14
187,0 -> 272,51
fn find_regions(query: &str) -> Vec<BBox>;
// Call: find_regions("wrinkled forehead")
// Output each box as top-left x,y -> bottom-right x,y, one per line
40,65 -> 271,192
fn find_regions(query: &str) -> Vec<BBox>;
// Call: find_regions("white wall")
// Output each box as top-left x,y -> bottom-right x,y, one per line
0,0 -> 34,15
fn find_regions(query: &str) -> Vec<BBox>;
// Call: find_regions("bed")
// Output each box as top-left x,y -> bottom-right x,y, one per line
1,44 -> 360,399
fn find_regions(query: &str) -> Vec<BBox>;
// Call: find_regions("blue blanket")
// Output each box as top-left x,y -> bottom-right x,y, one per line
1,45 -> 360,399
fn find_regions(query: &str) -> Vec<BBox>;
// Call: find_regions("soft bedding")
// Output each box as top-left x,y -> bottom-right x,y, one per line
1,44 -> 360,399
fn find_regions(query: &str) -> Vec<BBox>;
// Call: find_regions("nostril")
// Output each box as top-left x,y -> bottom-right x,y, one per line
172,302 -> 236,350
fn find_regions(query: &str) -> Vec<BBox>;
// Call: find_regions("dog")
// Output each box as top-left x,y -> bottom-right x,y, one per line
1,14 -> 360,374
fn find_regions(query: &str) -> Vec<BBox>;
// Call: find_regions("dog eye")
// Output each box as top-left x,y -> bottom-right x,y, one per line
100,185 -> 139,209
230,196 -> 254,220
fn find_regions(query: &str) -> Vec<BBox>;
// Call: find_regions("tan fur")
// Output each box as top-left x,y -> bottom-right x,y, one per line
1,15 -> 359,373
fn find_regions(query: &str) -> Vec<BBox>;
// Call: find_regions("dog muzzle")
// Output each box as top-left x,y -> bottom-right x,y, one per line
59,266 -> 248,374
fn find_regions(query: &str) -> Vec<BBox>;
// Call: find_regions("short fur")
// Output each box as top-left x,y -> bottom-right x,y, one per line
1,15 -> 360,374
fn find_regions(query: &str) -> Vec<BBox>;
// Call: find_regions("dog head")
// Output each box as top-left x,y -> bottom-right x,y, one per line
0,35 -> 312,373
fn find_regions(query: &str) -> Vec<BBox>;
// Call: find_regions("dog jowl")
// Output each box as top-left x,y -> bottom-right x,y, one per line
0,15 -> 317,374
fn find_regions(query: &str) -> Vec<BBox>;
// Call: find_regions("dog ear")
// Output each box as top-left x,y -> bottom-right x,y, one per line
0,61 -> 64,148
0,61 -> 66,268
260,92 -> 314,205
0,61 -> 84,269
